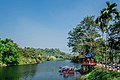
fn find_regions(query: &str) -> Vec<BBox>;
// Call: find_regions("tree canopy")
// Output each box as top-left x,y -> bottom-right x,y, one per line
68,2 -> 120,63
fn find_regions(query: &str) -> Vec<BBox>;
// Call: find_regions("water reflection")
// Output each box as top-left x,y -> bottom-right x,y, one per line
0,64 -> 37,80
59,70 -> 81,80
0,60 -> 81,80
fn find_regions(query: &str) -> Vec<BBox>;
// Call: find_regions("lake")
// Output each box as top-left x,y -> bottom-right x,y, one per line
0,60 -> 81,80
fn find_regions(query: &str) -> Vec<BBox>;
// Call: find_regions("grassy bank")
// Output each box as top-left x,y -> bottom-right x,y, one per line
79,68 -> 120,80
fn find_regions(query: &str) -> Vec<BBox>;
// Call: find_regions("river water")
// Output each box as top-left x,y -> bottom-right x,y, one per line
0,60 -> 81,80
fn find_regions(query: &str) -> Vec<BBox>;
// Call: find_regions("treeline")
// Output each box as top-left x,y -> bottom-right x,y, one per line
0,38 -> 70,66
68,2 -> 120,63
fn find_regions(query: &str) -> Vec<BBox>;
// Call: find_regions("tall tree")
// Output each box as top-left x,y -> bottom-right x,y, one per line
96,2 -> 119,32
95,2 -> 119,63
109,17 -> 120,62
68,16 -> 100,55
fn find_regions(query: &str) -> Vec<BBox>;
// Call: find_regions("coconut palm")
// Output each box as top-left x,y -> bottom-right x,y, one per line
96,2 -> 119,32
95,2 -> 119,64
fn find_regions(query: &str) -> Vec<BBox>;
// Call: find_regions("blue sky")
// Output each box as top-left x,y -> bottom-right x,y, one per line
0,0 -> 120,53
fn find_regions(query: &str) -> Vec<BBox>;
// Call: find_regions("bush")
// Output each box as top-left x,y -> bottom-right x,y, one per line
82,68 -> 120,80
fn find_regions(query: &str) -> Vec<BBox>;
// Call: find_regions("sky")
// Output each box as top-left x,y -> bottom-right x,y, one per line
0,0 -> 120,53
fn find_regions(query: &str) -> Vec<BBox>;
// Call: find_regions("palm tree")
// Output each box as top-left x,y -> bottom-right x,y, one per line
95,2 -> 119,64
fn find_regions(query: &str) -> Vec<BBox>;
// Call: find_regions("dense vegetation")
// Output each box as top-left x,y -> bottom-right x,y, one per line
68,2 -> 120,80
79,68 -> 120,80
0,38 -> 70,66
68,2 -> 120,64
0,38 -> 19,66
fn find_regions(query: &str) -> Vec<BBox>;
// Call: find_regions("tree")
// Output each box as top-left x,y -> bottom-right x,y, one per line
95,2 -> 119,63
0,39 -> 4,65
96,2 -> 119,32
1,38 -> 19,65
109,17 -> 120,62
68,16 -> 100,55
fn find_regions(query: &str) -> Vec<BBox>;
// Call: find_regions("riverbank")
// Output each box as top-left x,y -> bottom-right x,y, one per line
0,56 -> 66,67
0,38 -> 70,67
79,66 -> 120,80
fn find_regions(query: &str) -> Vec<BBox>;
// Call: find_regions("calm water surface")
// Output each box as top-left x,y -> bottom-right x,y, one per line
0,60 -> 81,80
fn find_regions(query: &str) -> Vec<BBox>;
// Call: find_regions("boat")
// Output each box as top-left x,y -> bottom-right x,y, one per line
59,66 -> 78,74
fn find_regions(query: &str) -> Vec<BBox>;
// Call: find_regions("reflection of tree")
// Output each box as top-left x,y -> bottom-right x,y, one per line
0,64 -> 38,80
62,74 -> 69,78
19,64 -> 38,80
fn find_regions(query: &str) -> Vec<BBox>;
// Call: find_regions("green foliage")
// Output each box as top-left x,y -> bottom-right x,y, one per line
40,48 -> 70,59
95,2 -> 119,33
0,38 -> 70,66
0,40 -> 4,65
68,16 -> 100,54
68,16 -> 101,62
83,68 -> 120,80
69,2 -> 120,63
71,56 -> 80,63
95,1 -> 120,63
17,47 -> 70,65
0,38 -> 19,65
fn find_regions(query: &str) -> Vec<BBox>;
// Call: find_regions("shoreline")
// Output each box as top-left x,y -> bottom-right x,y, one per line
0,58 -> 66,67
